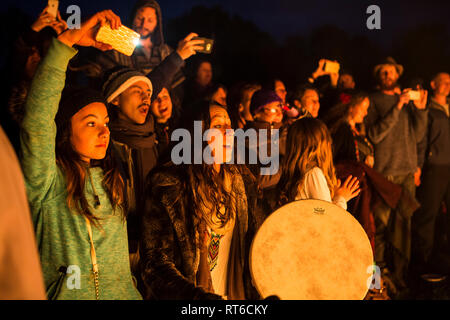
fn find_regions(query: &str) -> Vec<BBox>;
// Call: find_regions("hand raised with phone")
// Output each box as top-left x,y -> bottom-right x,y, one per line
57,10 -> 121,50
311,59 -> 340,86
31,6 -> 67,34
411,86 -> 428,110
176,33 -> 207,60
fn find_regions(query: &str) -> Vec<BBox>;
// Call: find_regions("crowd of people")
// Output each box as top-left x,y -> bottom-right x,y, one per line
1,0 -> 449,300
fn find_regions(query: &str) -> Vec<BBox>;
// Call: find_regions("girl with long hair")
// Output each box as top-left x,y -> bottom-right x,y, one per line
140,101 -> 258,300
20,11 -> 141,299
276,117 -> 360,210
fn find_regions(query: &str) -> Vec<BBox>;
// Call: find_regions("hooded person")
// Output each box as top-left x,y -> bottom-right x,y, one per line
69,0 -> 202,94
101,66 -> 160,269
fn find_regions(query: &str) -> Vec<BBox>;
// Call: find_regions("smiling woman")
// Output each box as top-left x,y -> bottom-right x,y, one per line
140,100 -> 260,300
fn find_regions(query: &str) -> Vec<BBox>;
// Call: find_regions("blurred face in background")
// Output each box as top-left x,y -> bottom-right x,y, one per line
348,97 -> 370,124
151,88 -> 172,123
196,62 -> 213,87
240,85 -> 261,121
274,80 -> 287,103
133,7 -> 158,38
431,73 -> 450,98
301,89 -> 320,118
254,101 -> 284,124
338,74 -> 355,90
378,65 -> 399,91
212,87 -> 227,106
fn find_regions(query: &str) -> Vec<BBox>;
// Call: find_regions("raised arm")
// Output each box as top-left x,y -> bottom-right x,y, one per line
20,38 -> 78,205
147,33 -> 203,101
21,10 -> 121,220
410,88 -> 429,143
365,98 -> 401,144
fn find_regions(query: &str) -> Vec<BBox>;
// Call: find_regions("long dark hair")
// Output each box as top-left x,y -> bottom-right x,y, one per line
55,120 -> 125,227
179,100 -> 250,229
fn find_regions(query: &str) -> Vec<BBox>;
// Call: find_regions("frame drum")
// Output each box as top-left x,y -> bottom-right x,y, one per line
250,200 -> 373,300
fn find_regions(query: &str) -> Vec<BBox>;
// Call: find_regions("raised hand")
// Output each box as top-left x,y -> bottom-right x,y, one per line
31,7 -> 55,32
57,10 -> 121,50
49,11 -> 68,35
413,86 -> 428,110
176,33 -> 205,60
334,175 -> 360,202
311,59 -> 327,79
396,89 -> 410,110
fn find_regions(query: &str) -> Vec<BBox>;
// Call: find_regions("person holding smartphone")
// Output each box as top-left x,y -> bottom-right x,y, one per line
20,9 -> 142,300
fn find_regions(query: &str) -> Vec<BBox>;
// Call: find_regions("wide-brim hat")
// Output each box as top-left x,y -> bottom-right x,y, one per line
373,57 -> 404,77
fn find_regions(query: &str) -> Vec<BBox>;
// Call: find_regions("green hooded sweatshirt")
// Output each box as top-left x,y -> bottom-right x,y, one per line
20,38 -> 142,300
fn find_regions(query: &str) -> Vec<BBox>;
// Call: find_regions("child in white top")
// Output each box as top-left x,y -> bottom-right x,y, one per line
278,118 -> 360,208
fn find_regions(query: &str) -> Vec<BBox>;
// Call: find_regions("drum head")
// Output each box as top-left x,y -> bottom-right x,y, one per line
250,199 -> 373,300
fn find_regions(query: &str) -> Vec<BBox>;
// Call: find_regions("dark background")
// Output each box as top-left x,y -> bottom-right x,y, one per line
1,0 -> 450,91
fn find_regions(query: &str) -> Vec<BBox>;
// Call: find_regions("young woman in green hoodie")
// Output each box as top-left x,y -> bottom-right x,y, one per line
20,10 -> 141,300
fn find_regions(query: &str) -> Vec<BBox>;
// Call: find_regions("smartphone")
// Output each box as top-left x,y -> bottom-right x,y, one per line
408,90 -> 421,101
96,24 -> 141,56
192,37 -> 214,54
324,60 -> 340,74
47,0 -> 58,19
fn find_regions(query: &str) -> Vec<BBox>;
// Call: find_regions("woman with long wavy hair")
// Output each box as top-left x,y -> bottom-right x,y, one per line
276,117 -> 360,210
140,100 -> 258,300
20,11 -> 141,300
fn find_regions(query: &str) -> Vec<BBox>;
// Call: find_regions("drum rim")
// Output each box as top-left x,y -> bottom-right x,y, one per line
249,199 -> 373,300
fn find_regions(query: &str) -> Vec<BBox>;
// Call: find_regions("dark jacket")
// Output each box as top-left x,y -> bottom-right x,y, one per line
154,120 -> 173,162
417,98 -> 450,167
139,163 -> 261,300
110,117 -> 159,253
331,122 -> 374,165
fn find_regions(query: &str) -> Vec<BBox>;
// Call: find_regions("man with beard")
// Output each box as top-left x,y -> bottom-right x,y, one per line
71,0 -> 197,95
365,57 -> 428,298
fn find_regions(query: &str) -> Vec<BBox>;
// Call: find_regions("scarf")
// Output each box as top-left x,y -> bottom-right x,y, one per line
109,116 -> 156,149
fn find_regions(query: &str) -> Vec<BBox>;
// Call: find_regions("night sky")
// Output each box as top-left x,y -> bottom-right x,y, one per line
3,0 -> 450,46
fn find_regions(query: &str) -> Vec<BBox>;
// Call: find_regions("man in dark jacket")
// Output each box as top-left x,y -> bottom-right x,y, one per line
413,72 -> 450,275
364,57 -> 428,296
102,67 -> 157,265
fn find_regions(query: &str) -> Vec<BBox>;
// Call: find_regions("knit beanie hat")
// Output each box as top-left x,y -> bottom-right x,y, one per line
102,66 -> 153,103
250,90 -> 283,115
56,86 -> 106,128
